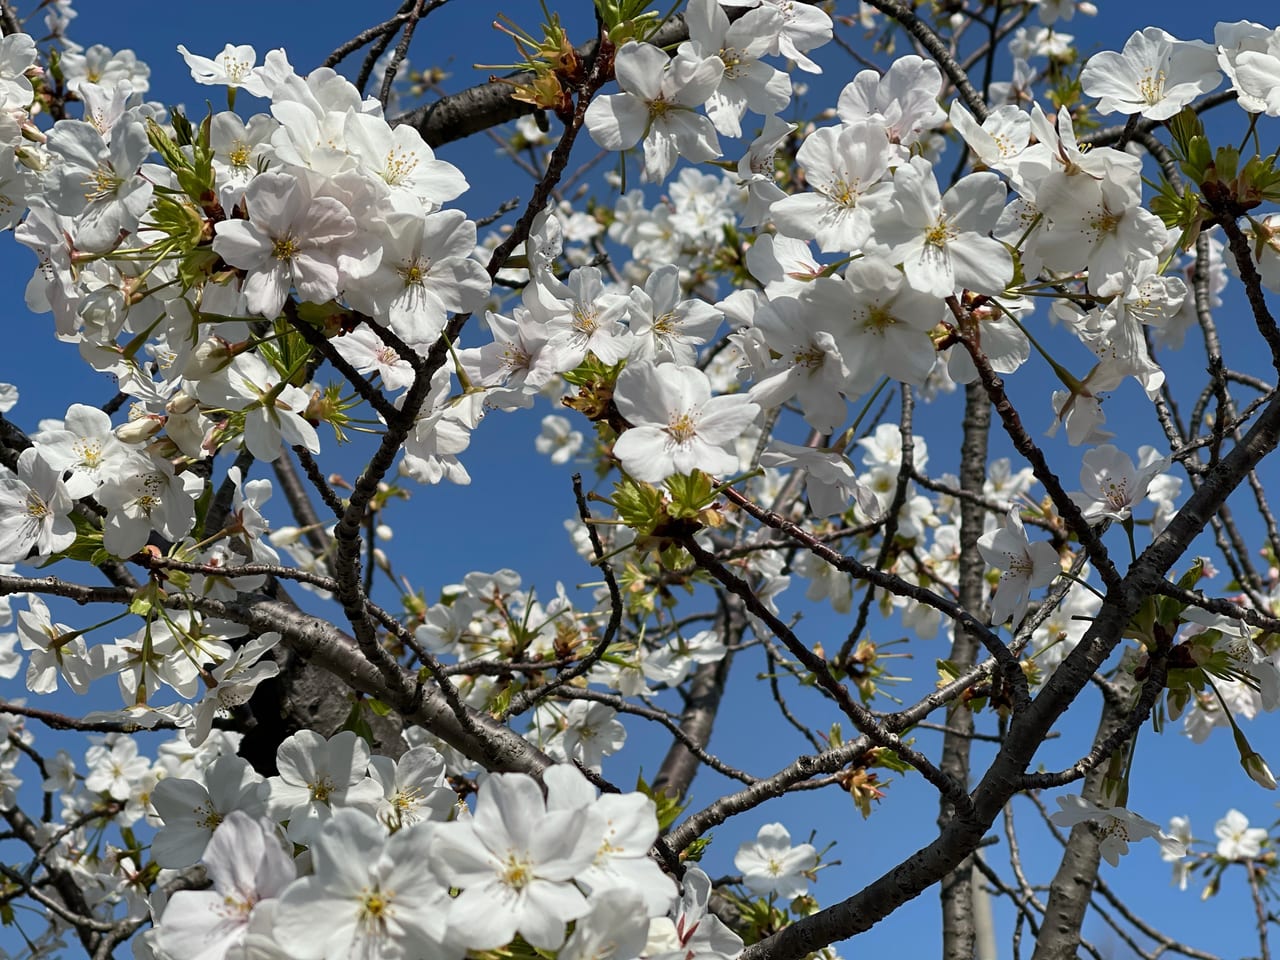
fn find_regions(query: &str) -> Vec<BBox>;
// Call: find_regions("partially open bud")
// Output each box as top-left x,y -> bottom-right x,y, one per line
1243,751 -> 1277,790
115,413 -> 165,444
182,336 -> 236,379
166,390 -> 198,416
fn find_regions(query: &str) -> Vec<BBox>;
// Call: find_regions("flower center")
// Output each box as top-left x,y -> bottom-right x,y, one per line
221,56 -> 252,84
272,235 -> 300,262
83,166 -> 121,203
827,177 -> 861,209
397,258 -> 430,287
1137,68 -> 1166,105
359,887 -> 393,932
309,776 -> 336,802
383,147 -> 420,186
24,490 -> 49,520
924,220 -> 956,249
500,852 -> 534,890
667,411 -> 699,444
228,141 -> 252,168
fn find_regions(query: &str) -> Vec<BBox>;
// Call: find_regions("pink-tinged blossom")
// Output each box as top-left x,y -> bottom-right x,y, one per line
155,812 -> 296,960
613,362 -> 759,482
1068,444 -> 1170,522
645,867 -> 744,960
977,507 -> 1060,627
212,171 -> 356,318
869,156 -> 1012,298
330,325 -> 415,392
0,447 -> 75,562
836,56 -> 947,153
585,41 -> 724,183
1081,27 -> 1219,120
743,233 -> 822,298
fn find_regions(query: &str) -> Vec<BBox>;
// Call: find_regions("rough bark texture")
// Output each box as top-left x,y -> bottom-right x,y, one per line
938,381 -> 991,960
1031,676 -> 1137,960
739,355 -> 1280,960
651,598 -> 746,800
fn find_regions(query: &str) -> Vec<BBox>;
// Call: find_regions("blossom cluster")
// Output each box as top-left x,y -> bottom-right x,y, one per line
2,0 -> 1280,956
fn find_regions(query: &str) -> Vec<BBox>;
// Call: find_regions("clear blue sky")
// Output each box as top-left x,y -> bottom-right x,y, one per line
5,1 -> 1280,958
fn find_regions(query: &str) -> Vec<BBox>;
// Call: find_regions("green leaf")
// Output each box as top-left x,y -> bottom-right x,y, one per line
681,835 -> 712,862
340,700 -> 376,746
634,772 -> 687,831
1167,106 -> 1205,160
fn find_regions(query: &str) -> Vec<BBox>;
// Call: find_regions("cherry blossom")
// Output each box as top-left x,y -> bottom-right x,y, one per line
734,822 -> 819,899
584,41 -> 723,183
211,171 -> 356,318
0,447 -> 75,562
433,771 -> 595,950
274,809 -> 452,960
1051,795 -> 1187,867
1080,27 -> 1219,120
869,156 -> 1012,298
1215,808 -> 1267,859
156,811 -> 296,960
977,507 -> 1061,627
770,121 -> 893,253
177,43 -> 270,98
612,362 -> 760,482
1069,444 -> 1171,522
1216,20 -> 1280,116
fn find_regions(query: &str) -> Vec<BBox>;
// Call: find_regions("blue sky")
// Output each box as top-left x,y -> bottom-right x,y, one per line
5,1 -> 1280,958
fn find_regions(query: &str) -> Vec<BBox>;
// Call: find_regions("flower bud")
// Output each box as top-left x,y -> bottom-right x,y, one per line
1243,751 -> 1277,790
115,414 -> 165,444
166,391 -> 198,416
182,336 -> 236,380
